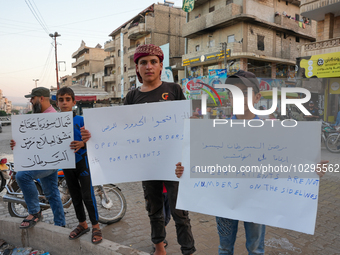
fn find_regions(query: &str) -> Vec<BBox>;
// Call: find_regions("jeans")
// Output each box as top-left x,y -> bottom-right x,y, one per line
16,170 -> 66,226
216,217 -> 265,255
142,180 -> 196,255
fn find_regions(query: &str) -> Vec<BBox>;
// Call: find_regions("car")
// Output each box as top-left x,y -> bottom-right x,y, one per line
0,122 -> 2,133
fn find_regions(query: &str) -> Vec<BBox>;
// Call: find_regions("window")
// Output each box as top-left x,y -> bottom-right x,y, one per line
257,35 -> 264,51
195,45 -> 200,51
226,0 -> 233,5
296,36 -> 300,43
124,65 -> 127,72
227,35 -> 235,43
295,14 -> 299,21
124,46 -> 127,54
118,50 -> 121,57
209,6 -> 215,12
208,40 -> 215,47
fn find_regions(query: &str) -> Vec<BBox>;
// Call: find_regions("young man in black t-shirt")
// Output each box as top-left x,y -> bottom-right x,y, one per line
124,44 -> 195,255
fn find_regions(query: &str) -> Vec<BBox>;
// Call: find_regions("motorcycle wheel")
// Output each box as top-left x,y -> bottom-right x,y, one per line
8,182 -> 43,218
58,177 -> 72,208
94,184 -> 127,224
325,134 -> 340,153
0,173 -> 5,193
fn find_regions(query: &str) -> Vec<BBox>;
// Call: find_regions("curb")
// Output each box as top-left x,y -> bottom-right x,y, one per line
0,216 -> 149,255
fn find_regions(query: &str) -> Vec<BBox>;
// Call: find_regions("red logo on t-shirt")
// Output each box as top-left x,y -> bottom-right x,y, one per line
162,93 -> 169,100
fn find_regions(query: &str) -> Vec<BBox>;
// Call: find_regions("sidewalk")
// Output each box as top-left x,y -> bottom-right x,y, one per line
1,149 -> 339,254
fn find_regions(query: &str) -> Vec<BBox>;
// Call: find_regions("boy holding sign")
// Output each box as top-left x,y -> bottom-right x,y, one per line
80,44 -> 195,255
56,87 -> 102,244
176,70 -> 328,254
126,44 -> 195,255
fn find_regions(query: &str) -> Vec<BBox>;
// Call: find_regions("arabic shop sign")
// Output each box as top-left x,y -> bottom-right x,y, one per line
297,51 -> 340,78
182,49 -> 231,66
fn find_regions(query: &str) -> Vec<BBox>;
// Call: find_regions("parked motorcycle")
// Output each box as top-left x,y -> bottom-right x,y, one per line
325,129 -> 340,153
2,160 -> 127,224
0,158 -> 11,192
321,121 -> 337,143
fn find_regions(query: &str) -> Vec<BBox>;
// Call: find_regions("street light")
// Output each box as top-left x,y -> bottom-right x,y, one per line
33,79 -> 39,88
49,32 -> 61,89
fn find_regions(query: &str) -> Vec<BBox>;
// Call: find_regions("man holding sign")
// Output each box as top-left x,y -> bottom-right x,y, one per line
10,87 -> 66,229
125,44 -> 196,255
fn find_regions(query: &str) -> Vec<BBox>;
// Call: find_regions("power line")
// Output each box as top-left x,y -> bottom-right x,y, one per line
24,0 -> 49,35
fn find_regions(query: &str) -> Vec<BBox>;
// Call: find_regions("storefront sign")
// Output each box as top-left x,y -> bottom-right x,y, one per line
297,52 -> 340,78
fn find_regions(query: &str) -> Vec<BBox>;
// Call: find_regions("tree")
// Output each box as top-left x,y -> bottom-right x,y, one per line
11,109 -> 19,115
0,110 -> 7,116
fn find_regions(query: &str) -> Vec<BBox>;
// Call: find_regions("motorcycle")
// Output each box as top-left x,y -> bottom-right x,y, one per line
321,121 -> 337,144
325,127 -> 340,153
2,160 -> 127,224
0,158 -> 11,192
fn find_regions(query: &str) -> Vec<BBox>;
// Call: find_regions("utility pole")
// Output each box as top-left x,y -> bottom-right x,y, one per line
33,79 -> 39,88
49,32 -> 61,90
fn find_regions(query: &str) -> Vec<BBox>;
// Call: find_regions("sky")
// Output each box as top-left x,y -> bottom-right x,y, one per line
0,0 -> 184,106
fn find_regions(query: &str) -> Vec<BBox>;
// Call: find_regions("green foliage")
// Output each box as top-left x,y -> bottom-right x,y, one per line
11,109 -> 19,115
0,110 -> 7,116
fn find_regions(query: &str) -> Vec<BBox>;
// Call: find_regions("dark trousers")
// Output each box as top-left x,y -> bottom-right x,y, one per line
64,155 -> 98,225
142,180 -> 196,255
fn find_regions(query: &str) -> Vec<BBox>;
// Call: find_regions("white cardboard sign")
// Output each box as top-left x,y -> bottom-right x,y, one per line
12,112 -> 75,171
177,119 -> 321,235
83,100 -> 190,185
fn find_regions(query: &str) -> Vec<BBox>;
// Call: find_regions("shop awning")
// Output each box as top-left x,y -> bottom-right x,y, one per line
260,90 -> 299,99
51,84 -> 109,101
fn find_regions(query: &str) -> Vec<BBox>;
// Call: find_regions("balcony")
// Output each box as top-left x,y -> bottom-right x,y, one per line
72,45 -> 88,58
300,0 -> 340,21
72,54 -> 90,68
104,56 -> 115,67
128,67 -> 136,77
183,4 -> 242,38
128,46 -> 136,58
128,23 -> 149,40
301,37 -> 340,56
72,66 -> 90,79
104,41 -> 116,52
274,15 -> 315,38
104,74 -> 116,83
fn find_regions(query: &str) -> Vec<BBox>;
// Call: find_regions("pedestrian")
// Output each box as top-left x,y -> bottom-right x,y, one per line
80,44 -> 196,255
10,87 -> 66,229
305,101 -> 319,121
175,70 -> 328,255
56,87 -> 102,244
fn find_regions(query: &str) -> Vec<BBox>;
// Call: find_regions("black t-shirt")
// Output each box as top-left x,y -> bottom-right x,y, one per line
124,82 -> 186,105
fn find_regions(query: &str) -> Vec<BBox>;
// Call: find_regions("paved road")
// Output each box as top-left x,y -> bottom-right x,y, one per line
1,124 -> 339,254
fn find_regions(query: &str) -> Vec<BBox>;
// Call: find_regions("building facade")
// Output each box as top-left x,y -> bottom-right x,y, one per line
0,89 -> 12,114
59,75 -> 74,88
103,3 -> 186,102
299,0 -> 340,121
182,0 -> 316,82
72,41 -> 109,89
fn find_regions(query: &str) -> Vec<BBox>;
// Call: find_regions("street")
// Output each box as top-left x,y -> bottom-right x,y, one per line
0,124 -> 339,254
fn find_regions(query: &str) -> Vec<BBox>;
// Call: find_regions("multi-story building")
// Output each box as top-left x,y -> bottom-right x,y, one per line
104,2 -> 186,102
299,0 -> 340,122
60,75 -> 74,87
0,89 -> 4,111
4,98 -> 12,114
181,0 -> 316,82
72,41 -> 109,88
